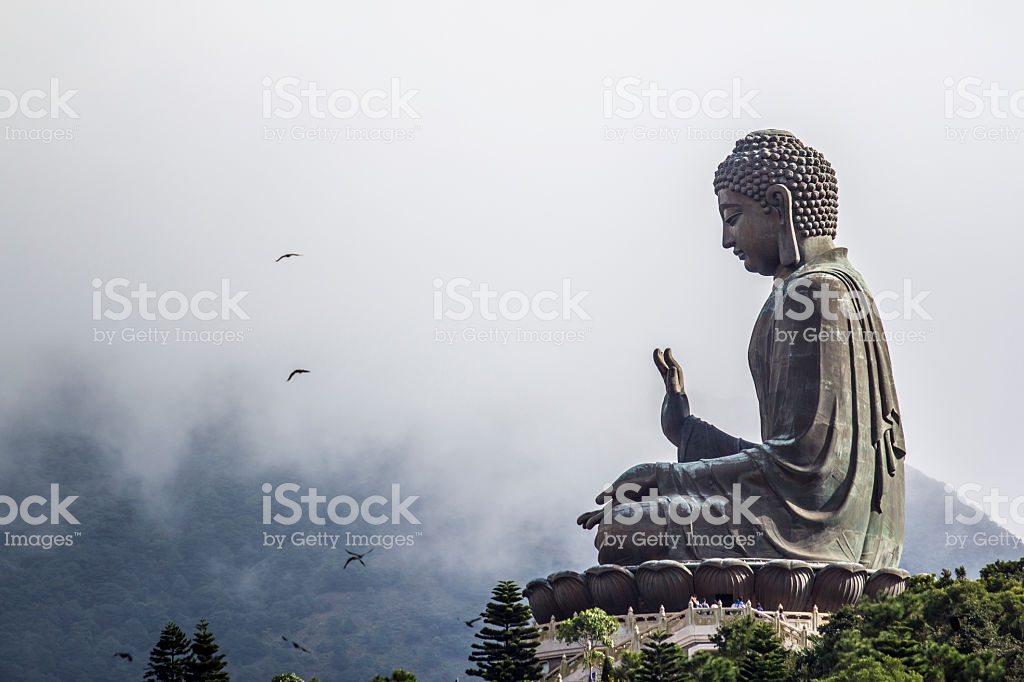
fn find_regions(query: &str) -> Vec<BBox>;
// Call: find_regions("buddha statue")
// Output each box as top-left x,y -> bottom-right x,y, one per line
577,130 -> 906,570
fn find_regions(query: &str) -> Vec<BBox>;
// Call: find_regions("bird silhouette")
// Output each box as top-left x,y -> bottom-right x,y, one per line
344,547 -> 374,569
463,617 -> 482,627
275,253 -> 303,262
282,635 -> 312,654
112,652 -> 133,662
287,369 -> 310,382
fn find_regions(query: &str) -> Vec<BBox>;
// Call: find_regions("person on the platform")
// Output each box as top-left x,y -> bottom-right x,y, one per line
577,130 -> 906,569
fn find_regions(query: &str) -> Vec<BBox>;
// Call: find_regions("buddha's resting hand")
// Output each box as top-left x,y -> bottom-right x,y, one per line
576,462 -> 663,530
655,348 -> 690,447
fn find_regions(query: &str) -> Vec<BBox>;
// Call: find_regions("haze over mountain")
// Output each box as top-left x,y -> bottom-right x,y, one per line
1,411 -> 1018,681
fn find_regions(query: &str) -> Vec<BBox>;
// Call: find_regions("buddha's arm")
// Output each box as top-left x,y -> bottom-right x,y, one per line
676,415 -> 758,463
673,271 -> 837,468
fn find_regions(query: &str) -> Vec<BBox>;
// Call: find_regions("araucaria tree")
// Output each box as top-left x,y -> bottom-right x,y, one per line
636,630 -> 684,682
189,617 -> 230,681
145,622 -> 194,682
556,607 -> 620,681
466,579 -> 544,682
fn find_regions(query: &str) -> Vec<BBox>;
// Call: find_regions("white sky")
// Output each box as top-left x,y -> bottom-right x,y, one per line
2,1 -> 1022,564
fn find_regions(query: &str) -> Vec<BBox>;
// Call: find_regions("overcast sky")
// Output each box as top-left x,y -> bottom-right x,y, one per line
2,1 -> 1023,568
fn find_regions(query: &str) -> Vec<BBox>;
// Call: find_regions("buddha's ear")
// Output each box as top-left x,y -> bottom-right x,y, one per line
766,184 -> 800,267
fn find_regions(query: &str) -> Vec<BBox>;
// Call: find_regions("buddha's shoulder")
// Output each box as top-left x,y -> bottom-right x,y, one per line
788,253 -> 867,292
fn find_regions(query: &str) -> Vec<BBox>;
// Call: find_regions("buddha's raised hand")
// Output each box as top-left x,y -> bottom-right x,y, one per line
654,347 -> 685,395
655,348 -> 690,447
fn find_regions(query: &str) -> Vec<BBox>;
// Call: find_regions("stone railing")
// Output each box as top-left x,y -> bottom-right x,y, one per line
535,604 -> 830,682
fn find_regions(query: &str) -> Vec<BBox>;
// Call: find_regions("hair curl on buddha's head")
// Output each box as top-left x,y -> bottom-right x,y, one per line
713,129 -> 839,239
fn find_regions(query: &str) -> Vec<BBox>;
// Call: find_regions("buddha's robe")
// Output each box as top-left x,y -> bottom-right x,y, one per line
596,248 -> 906,568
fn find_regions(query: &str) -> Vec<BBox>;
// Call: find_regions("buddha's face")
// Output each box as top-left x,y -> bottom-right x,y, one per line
717,188 -> 781,276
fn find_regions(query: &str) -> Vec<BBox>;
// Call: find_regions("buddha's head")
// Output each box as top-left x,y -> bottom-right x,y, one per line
713,130 -> 838,276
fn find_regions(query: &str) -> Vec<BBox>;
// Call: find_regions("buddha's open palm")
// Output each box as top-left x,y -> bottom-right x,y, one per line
654,347 -> 685,395
655,348 -> 690,447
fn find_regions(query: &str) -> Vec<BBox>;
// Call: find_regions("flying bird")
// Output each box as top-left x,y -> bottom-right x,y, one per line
344,547 -> 374,569
282,635 -> 312,654
463,617 -> 481,627
287,369 -> 310,382
112,652 -> 133,662
275,253 -> 303,262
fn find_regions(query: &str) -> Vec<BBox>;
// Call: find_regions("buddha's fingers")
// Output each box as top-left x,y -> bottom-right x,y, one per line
664,348 -> 685,394
577,509 -> 605,530
653,348 -> 669,378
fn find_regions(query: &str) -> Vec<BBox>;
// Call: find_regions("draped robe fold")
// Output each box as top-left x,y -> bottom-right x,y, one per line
595,248 -> 906,569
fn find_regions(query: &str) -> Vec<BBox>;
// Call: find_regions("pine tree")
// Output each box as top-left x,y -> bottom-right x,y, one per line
873,625 -> 927,676
737,626 -> 788,682
636,630 -> 684,682
681,651 -> 738,682
188,617 -> 229,682
371,671 -> 418,681
466,579 -> 544,682
601,653 -> 615,681
145,622 -> 194,682
612,651 -> 644,682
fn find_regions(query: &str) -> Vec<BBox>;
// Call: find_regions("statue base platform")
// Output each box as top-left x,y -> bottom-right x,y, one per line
525,558 -> 910,622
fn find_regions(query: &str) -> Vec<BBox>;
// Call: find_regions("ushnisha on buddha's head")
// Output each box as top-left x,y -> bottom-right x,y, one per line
714,130 -> 839,278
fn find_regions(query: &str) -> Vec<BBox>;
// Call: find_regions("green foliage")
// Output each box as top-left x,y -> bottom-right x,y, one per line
465,580 -> 543,682
681,651 -> 737,682
794,567 -> 1024,681
271,675 -> 305,682
556,608 -> 620,678
636,630 -> 684,682
736,625 -> 789,682
611,650 -> 644,681
980,556 -> 1024,591
189,617 -> 229,682
145,622 -> 194,682
815,656 -> 922,682
602,653 -> 615,680
371,671 -> 418,681
872,625 -> 926,675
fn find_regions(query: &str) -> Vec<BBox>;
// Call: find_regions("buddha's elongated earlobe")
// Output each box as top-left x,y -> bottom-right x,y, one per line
767,184 -> 800,267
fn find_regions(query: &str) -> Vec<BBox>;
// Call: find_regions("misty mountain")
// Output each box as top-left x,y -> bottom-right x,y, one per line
903,465 -> 1024,576
0,422 -> 1018,682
